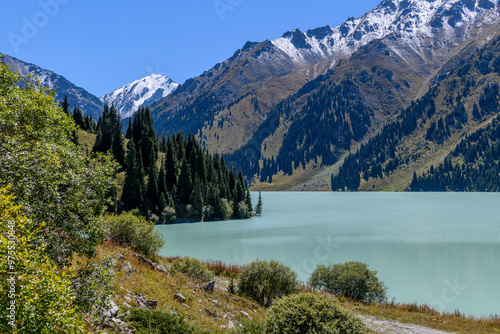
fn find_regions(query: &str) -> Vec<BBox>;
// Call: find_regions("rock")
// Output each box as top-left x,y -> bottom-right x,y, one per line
133,253 -> 157,269
125,310 -> 131,317
169,310 -> 179,316
113,254 -> 125,261
123,302 -> 132,308
174,293 -> 186,302
123,262 -> 134,274
204,281 -> 215,293
134,294 -> 157,309
182,303 -> 190,308
108,300 -> 119,317
124,295 -> 132,302
195,284 -> 203,289
155,264 -> 169,274
227,321 -> 235,330
240,311 -> 251,319
212,300 -> 219,306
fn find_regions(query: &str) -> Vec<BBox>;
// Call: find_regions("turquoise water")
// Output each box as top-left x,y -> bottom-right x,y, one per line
157,192 -> 500,317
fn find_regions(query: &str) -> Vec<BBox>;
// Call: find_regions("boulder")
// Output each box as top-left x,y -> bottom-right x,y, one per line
204,280 -> 215,293
227,321 -> 235,330
123,262 -> 134,274
240,310 -> 251,319
174,293 -> 186,302
155,264 -> 169,274
134,294 -> 157,309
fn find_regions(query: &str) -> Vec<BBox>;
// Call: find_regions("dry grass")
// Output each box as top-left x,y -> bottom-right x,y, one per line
340,298 -> 500,334
95,243 -> 266,333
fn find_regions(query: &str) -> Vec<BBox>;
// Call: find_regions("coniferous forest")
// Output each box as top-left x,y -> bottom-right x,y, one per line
119,107 -> 253,222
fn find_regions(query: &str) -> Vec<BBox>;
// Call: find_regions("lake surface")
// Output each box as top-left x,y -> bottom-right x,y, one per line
157,192 -> 500,317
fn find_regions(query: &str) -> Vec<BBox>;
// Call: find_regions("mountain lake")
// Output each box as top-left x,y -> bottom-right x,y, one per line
157,192 -> 500,318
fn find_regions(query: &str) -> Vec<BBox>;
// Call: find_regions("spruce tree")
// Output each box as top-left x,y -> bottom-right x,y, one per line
125,117 -> 132,139
158,157 -> 167,197
61,95 -> 70,115
255,191 -> 263,215
111,118 -> 126,168
121,141 -> 143,210
245,190 -> 253,213
178,157 -> 193,204
166,138 -> 178,190
146,150 -> 159,212
190,177 -> 204,216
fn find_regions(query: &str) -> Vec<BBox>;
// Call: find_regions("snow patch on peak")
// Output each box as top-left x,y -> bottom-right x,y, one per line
101,74 -> 179,119
270,0 -> 500,65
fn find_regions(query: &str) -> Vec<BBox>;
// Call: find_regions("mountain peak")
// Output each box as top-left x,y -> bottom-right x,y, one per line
270,0 -> 500,65
101,74 -> 179,119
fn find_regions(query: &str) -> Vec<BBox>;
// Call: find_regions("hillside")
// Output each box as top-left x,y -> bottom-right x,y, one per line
148,0 -> 500,191
330,32 -> 500,191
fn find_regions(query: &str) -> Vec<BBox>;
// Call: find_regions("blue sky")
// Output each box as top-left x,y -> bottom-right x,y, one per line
0,0 -> 381,97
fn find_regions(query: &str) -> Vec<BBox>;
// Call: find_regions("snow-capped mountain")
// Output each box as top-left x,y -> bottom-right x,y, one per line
101,74 -> 178,119
271,0 -> 500,66
1,54 -> 103,118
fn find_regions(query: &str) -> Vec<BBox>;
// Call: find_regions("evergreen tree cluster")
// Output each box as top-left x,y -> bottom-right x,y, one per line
331,34 -> 500,191
227,78 -> 372,182
121,111 -> 254,221
60,95 -> 97,132
92,104 -> 126,168
411,116 -> 500,191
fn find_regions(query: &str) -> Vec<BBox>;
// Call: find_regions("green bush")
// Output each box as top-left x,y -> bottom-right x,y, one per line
309,261 -> 387,303
105,212 -> 165,258
238,259 -> 298,307
125,307 -> 196,334
237,201 -> 250,219
220,198 -> 233,220
171,257 -> 214,282
264,293 -> 368,334
161,206 -> 176,224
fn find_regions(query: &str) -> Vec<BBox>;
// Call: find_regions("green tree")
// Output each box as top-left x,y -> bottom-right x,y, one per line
309,261 -> 387,303
146,150 -> 160,212
61,95 -> 70,115
238,259 -> 298,307
0,58 -> 117,264
121,141 -> 143,210
177,157 -> 193,204
255,191 -> 263,215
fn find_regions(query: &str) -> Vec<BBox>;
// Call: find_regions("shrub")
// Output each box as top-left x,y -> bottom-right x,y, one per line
237,201 -> 250,219
125,307 -> 196,334
161,206 -> 176,224
171,257 -> 214,282
264,293 -> 368,334
72,256 -> 115,314
220,198 -> 233,220
105,212 -> 165,258
202,205 -> 215,221
309,261 -> 387,303
238,259 -> 298,307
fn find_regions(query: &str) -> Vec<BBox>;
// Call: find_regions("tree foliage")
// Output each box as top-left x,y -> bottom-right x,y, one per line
0,187 -> 87,333
0,56 -> 117,265
309,261 -> 387,304
264,293 -> 368,334
238,259 -> 298,307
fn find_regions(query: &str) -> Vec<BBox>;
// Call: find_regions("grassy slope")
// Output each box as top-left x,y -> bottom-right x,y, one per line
93,243 -> 499,334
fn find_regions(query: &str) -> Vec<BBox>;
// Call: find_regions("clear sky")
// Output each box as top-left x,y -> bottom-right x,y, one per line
0,0 -> 381,97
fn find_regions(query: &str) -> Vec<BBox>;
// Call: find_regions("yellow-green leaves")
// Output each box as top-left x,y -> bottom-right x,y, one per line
0,186 -> 87,333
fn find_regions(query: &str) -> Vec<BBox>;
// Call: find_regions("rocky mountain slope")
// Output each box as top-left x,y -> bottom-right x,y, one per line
101,74 -> 178,119
150,0 -> 500,189
1,54 -> 103,118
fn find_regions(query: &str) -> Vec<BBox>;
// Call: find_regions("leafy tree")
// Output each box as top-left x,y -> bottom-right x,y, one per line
264,293 -> 368,334
309,261 -> 387,303
238,259 -> 298,307
0,58 -> 117,265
